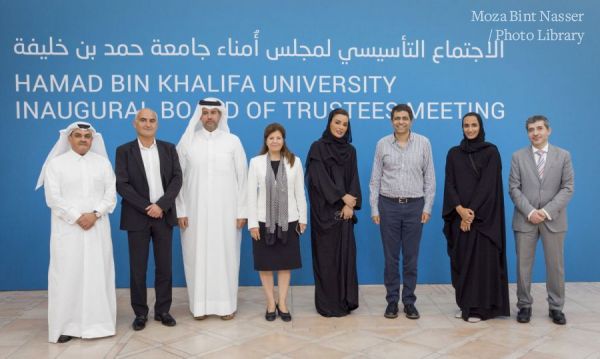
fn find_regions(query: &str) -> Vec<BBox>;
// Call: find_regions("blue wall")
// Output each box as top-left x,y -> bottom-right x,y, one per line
1,0 -> 598,290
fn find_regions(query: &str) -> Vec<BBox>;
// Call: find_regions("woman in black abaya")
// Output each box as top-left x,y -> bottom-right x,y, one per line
442,112 -> 510,322
305,108 -> 362,317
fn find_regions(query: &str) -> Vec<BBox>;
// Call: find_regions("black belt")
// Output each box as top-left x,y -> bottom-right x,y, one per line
381,195 -> 423,204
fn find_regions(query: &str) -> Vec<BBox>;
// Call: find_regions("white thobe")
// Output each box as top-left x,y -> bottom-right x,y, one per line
43,150 -> 117,343
176,128 -> 247,316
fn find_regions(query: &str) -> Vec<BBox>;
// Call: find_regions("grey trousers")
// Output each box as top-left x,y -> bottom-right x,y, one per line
515,225 -> 565,310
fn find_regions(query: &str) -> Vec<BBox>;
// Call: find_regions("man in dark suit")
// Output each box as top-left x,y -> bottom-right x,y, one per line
509,115 -> 574,325
116,108 -> 182,330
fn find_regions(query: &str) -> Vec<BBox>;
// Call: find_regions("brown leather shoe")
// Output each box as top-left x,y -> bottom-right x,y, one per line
220,313 -> 235,320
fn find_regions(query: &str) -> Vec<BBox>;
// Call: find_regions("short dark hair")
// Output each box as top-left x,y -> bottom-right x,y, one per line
525,115 -> 550,130
390,104 -> 413,121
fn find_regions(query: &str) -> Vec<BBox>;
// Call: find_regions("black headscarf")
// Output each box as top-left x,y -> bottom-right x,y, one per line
459,112 -> 492,153
321,108 -> 352,144
316,108 -> 354,164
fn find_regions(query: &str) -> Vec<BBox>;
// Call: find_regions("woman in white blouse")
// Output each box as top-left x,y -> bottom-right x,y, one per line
247,123 -> 307,322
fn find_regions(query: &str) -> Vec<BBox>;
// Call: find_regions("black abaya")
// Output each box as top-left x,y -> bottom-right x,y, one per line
442,144 -> 510,320
306,139 -> 361,317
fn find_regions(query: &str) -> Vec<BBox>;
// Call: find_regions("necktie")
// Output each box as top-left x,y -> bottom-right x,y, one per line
536,150 -> 546,179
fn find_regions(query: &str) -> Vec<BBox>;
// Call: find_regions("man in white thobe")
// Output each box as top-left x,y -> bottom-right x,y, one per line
36,122 -> 117,343
176,98 -> 247,319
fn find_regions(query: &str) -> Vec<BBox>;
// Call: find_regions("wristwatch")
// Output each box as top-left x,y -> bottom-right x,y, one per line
93,210 -> 101,218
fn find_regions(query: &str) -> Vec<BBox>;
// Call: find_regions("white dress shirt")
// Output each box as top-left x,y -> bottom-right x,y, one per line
138,139 -> 164,203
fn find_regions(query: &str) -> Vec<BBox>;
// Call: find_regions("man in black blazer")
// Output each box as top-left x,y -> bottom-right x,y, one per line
116,108 -> 182,330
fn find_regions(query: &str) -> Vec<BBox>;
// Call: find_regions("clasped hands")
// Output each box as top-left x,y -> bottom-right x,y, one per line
529,209 -> 547,224
456,205 -> 475,232
146,203 -> 163,219
76,213 -> 97,230
340,194 -> 357,220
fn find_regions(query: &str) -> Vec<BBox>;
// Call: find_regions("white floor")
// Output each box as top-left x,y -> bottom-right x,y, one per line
1,283 -> 600,358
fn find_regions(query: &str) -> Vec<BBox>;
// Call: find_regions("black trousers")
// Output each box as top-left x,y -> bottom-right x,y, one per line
128,218 -> 173,317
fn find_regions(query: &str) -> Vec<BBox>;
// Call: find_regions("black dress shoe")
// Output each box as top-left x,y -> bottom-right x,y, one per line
265,307 -> 276,321
384,302 -> 399,319
276,304 -> 292,322
132,315 -> 147,331
517,307 -> 532,323
549,309 -> 566,325
57,335 -> 73,343
154,312 -> 177,327
404,304 -> 420,319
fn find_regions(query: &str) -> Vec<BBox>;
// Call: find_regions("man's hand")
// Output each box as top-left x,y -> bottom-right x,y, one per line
421,212 -> 431,224
76,213 -> 97,230
342,194 -> 357,208
178,217 -> 189,230
250,227 -> 260,241
145,204 -> 163,219
236,218 -> 247,229
372,215 -> 380,225
529,210 -> 546,224
536,209 -> 547,220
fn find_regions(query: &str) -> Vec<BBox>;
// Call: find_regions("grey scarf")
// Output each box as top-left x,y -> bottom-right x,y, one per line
265,153 -> 288,245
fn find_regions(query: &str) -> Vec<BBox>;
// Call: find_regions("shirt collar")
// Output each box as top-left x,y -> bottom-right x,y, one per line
67,148 -> 89,160
391,131 -> 413,144
201,127 -> 221,137
138,138 -> 157,150
531,143 -> 549,154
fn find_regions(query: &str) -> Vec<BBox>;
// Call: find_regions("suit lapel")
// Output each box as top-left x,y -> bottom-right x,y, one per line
157,141 -> 168,190
542,144 -> 557,184
131,140 -> 149,186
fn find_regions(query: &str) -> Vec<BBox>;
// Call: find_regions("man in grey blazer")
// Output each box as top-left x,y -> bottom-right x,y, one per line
509,115 -> 574,325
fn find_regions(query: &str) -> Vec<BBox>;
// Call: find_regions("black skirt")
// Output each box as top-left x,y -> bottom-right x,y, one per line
252,221 -> 302,271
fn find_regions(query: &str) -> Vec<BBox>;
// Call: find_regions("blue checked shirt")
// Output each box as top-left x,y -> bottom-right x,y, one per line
369,132 -> 435,216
